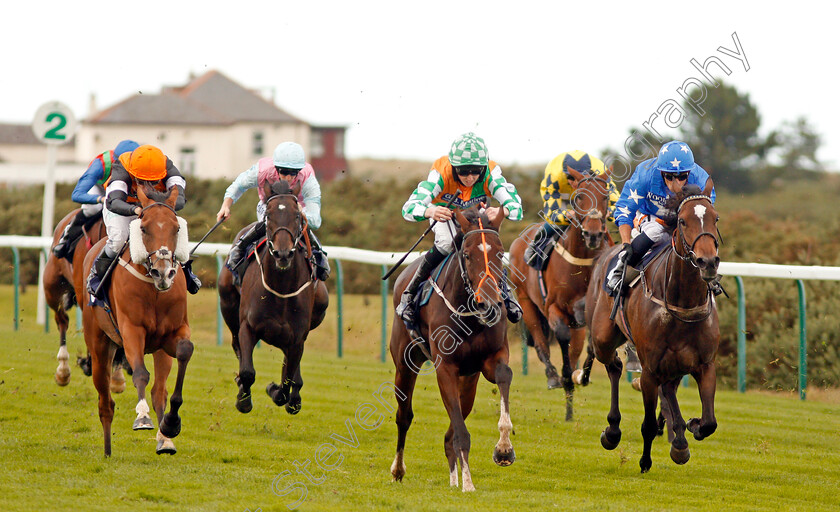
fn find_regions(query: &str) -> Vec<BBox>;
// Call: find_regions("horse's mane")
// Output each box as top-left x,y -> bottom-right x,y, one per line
269,179 -> 292,197
141,185 -> 172,204
663,184 -> 704,228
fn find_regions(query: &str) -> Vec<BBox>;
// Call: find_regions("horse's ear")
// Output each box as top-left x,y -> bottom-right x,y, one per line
165,186 -> 179,208
702,177 -> 715,197
454,209 -> 469,232
137,184 -> 150,206
291,181 -> 302,198
262,180 -> 274,201
567,167 -> 585,184
605,164 -> 613,179
489,206 -> 505,229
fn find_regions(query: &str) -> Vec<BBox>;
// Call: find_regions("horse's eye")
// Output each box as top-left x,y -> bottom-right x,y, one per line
715,216 -> 720,222
679,218 -> 686,226
140,227 -> 146,234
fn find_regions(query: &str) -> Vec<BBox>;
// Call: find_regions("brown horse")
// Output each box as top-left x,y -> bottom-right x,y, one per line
82,186 -> 194,456
582,185 -> 720,473
44,209 -> 126,391
389,207 -> 515,492
218,180 -> 329,415
508,168 -> 613,420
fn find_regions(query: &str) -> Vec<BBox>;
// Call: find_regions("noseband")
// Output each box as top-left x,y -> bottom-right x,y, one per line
673,195 -> 720,267
137,201 -> 178,273
457,218 -> 502,306
264,194 -> 306,259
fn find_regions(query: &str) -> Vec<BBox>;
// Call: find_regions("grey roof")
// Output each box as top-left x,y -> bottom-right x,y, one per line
89,70 -> 304,126
0,122 -> 75,145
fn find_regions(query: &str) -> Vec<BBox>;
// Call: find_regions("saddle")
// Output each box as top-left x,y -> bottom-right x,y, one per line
602,240 -> 670,295
58,216 -> 102,261
402,253 -> 454,340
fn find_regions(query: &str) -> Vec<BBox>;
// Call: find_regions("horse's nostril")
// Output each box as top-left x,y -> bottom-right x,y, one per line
150,269 -> 161,279
167,269 -> 177,280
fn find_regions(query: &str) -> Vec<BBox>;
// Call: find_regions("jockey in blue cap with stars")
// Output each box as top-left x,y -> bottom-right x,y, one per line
606,140 -> 717,297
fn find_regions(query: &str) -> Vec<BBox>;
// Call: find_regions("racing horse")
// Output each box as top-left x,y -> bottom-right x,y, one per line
82,186 -> 194,456
582,185 -> 720,473
44,209 -> 126,391
508,167 -> 613,420
218,180 -> 329,415
389,206 -> 515,492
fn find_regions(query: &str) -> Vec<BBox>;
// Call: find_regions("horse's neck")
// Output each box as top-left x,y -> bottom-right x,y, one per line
662,249 -> 709,307
260,245 -> 310,290
559,224 -> 596,258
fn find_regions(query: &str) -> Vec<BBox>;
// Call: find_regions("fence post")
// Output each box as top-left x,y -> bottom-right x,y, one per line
736,276 -> 746,393
521,336 -> 528,376
12,247 -> 20,331
335,259 -> 343,358
796,280 -> 807,401
42,248 -> 49,333
216,254 -> 224,346
381,264 -> 388,363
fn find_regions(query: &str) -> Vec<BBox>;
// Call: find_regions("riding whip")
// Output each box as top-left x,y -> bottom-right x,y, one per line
382,194 -> 458,280
609,253 -> 628,321
189,217 -> 226,258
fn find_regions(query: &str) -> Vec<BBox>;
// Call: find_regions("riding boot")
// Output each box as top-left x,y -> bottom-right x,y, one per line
625,342 -> 642,372
53,211 -> 89,259
181,260 -> 202,294
227,222 -> 266,270
524,222 -> 560,270
607,233 -> 654,296
395,247 -> 447,327
499,267 -> 523,323
87,246 -> 117,300
308,229 -> 330,281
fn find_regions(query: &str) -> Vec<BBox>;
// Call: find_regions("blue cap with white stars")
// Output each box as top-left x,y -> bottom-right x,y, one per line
655,140 -> 697,173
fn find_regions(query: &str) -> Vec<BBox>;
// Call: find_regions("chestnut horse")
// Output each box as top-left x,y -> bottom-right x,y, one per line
582,185 -> 720,473
82,186 -> 194,456
218,180 -> 329,415
508,168 -> 612,420
44,209 -> 126,390
389,207 -> 515,492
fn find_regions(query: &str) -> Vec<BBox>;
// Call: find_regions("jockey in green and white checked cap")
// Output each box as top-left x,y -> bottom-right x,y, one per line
449,132 -> 489,167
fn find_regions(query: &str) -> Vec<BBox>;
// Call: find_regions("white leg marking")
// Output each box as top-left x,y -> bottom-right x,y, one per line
460,450 -> 475,492
136,398 -> 151,419
55,346 -> 71,385
694,205 -> 707,230
390,451 -> 406,481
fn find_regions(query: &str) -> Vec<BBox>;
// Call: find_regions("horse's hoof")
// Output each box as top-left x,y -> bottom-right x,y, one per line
110,378 -> 126,394
631,378 -> 642,392
670,445 -> 690,465
492,447 -> 516,466
159,413 -> 181,439
236,395 -> 253,414
55,370 -> 71,386
266,382 -> 288,406
546,375 -> 562,390
133,416 -> 154,430
285,400 -> 302,415
77,356 -> 92,377
571,369 -> 584,386
600,429 -> 621,450
687,418 -> 716,440
156,437 -> 177,455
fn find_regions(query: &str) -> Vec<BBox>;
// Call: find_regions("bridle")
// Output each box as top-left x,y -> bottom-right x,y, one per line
570,175 -> 610,236
671,195 -> 720,268
136,201 -> 179,274
457,218 -> 502,306
264,193 -> 307,259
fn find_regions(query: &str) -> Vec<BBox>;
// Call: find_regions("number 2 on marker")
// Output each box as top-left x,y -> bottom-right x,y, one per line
44,112 -> 67,140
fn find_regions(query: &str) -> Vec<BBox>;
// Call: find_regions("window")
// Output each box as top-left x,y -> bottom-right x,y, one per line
334,131 -> 344,157
310,131 -> 324,158
179,147 -> 196,176
252,131 -> 264,156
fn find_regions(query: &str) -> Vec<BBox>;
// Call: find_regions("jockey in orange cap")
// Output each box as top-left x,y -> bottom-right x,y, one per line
86,144 -> 194,300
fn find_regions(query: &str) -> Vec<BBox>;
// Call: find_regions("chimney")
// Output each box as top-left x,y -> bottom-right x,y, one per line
88,93 -> 97,116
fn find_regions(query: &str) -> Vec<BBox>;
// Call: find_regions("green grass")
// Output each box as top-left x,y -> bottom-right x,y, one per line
1,286 -> 839,512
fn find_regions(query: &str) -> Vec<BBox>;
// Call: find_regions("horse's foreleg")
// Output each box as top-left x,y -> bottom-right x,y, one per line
521,299 -> 560,389
444,374 -> 480,485
659,377 -> 689,465
276,342 -> 304,415
688,362 -> 718,441
54,306 -> 71,386
235,323 -> 258,414
150,350 -> 175,454
483,357 -> 515,467
436,364 -> 474,492
549,308 -> 576,421
90,337 -> 116,456
160,337 -> 194,442
391,332 -> 420,483
638,371 -> 661,473
121,325 -> 153,431
600,353 -> 623,451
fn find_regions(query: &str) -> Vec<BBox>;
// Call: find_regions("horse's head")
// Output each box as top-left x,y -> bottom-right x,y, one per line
262,179 -> 305,270
135,186 -> 184,292
454,206 -> 506,326
667,185 -> 720,282
568,167 -> 611,250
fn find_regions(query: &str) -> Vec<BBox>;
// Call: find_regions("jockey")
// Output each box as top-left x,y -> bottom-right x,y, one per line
396,132 -> 524,325
53,139 -> 140,259
606,140 -> 717,296
87,144 -> 190,299
216,141 -> 330,282
524,150 -> 619,269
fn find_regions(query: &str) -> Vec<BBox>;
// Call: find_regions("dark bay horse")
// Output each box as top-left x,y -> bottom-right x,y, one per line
218,180 -> 329,415
44,209 -> 126,391
82,186 -> 194,456
508,167 -> 612,420
389,207 -> 515,492
583,185 -> 720,473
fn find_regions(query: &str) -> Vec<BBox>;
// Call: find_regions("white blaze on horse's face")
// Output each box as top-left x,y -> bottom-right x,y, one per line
277,204 -> 286,211
694,204 -> 707,230
477,242 -> 490,252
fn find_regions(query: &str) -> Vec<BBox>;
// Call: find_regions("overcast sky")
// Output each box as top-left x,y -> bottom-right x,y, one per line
4,1 -> 838,170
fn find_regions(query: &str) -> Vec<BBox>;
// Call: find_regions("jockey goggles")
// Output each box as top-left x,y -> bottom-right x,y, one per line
662,171 -> 690,182
454,165 -> 486,176
275,166 -> 301,177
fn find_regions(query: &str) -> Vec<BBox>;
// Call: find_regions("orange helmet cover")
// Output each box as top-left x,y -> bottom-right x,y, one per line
119,145 -> 167,181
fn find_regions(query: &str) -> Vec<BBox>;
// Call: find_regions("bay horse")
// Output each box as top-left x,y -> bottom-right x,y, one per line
82,186 -> 194,456
582,184 -> 720,473
508,167 -> 612,421
218,180 -> 329,415
44,209 -> 126,391
389,206 -> 515,492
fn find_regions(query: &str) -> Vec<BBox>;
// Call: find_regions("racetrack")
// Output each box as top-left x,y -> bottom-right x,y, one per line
1,287 -> 838,512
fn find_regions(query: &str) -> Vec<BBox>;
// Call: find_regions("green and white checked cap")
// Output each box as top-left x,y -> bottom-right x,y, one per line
449,132 -> 489,167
